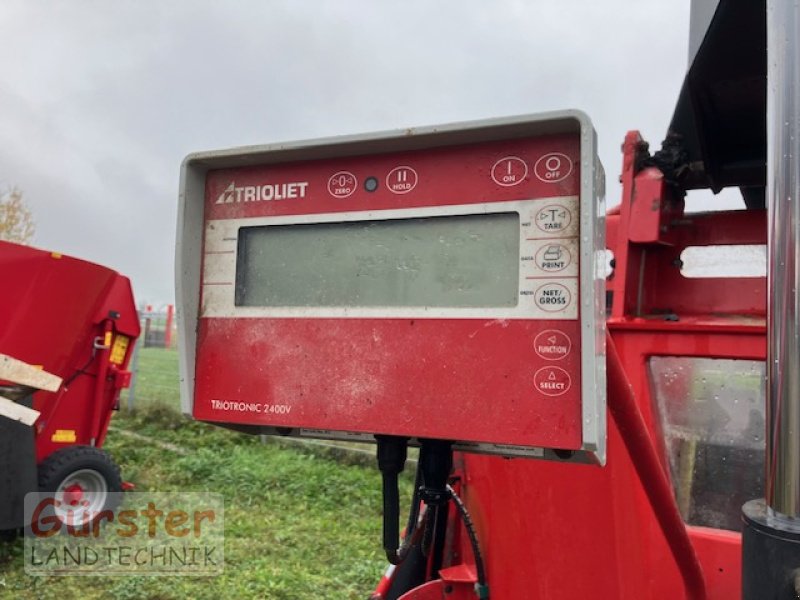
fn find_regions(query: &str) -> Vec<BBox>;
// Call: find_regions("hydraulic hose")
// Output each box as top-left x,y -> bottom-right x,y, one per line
447,484 -> 489,599
447,485 -> 489,599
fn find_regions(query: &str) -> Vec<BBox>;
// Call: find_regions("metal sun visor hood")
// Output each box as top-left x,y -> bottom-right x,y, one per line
665,0 -> 766,202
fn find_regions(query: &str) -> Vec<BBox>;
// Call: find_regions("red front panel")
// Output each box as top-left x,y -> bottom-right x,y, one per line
195,318 -> 582,448
195,134 -> 585,450
203,136 -> 578,221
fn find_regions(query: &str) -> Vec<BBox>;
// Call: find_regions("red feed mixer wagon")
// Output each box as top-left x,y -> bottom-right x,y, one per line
0,240 -> 140,536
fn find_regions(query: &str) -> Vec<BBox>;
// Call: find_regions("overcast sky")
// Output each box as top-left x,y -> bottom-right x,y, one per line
1,1 -> 705,305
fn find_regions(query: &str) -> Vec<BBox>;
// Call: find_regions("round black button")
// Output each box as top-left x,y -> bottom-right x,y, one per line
364,177 -> 379,192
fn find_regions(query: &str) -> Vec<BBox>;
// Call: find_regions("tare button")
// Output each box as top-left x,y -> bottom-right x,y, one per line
535,204 -> 571,234
527,198 -> 579,239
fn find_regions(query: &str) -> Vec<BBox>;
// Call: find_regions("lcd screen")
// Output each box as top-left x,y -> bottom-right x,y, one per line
235,212 -> 520,308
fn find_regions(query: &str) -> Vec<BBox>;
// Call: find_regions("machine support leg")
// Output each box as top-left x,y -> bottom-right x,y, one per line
742,3 -> 800,598
607,334 -> 707,600
742,500 -> 800,599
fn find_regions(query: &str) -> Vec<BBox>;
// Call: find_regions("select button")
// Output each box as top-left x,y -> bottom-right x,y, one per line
534,366 -> 572,397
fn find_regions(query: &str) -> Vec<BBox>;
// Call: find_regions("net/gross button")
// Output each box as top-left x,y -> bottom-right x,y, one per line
534,282 -> 571,312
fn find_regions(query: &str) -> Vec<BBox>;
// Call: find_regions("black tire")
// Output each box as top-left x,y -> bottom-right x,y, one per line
0,528 -> 18,543
37,446 -> 122,528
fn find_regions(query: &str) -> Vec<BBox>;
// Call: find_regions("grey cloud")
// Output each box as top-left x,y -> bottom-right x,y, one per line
0,0 -> 693,303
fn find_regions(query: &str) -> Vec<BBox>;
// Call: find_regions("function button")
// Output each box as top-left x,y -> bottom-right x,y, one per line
534,330 -> 572,360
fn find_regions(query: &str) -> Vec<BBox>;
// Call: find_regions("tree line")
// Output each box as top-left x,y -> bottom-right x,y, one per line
0,187 -> 35,244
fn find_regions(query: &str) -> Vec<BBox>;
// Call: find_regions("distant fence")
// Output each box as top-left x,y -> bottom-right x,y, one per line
140,304 -> 175,349
125,305 -> 177,410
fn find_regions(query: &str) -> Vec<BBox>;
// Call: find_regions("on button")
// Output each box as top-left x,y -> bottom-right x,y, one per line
491,156 -> 528,187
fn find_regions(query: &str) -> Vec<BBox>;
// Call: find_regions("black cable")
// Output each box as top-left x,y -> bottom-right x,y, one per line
377,440 -> 488,598
417,439 -> 452,561
418,440 -> 452,506
404,465 -> 422,538
377,436 -> 412,565
63,353 -> 97,387
447,484 -> 489,599
427,502 -> 449,575
420,503 -> 435,558
381,470 -> 401,556
389,461 -> 427,564
379,441 -> 436,565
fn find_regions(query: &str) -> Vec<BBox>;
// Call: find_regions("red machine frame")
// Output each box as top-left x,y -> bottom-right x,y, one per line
374,131 -> 764,600
0,241 -> 140,460
0,241 -> 141,533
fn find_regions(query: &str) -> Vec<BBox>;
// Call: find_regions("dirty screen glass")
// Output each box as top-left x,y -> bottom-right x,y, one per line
235,213 -> 520,308
649,357 -> 765,531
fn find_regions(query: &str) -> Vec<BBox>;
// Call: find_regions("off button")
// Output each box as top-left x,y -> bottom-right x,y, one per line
534,366 -> 572,397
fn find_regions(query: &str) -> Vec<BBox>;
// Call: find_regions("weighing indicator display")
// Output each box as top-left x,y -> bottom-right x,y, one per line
178,112 -> 606,462
235,213 -> 520,308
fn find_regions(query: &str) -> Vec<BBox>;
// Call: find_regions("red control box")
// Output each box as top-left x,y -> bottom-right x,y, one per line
178,112 -> 605,461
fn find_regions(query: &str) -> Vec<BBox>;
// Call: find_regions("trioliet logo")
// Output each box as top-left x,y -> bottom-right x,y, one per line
215,181 -> 309,204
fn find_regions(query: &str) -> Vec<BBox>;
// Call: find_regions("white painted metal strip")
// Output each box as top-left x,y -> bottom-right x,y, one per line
0,395 -> 40,426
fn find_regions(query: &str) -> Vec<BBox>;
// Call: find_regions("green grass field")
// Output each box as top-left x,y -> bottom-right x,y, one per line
0,348 -> 410,599
128,347 -> 182,411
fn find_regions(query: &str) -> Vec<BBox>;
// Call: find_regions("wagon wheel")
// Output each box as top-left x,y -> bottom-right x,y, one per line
38,446 -> 122,527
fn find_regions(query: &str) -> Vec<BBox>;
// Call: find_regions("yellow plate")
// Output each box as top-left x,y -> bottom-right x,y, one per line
110,335 -> 130,365
51,429 -> 77,443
